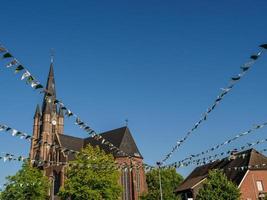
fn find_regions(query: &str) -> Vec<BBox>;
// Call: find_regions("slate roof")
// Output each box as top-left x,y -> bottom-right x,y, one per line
175,149 -> 267,193
58,126 -> 143,160
58,134 -> 84,160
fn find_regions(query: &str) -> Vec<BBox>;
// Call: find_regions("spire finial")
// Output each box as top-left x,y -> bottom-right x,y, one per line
50,48 -> 54,64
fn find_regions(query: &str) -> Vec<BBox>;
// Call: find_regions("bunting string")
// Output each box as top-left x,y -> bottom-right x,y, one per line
188,148 -> 267,171
159,44 -> 267,165
0,123 -> 155,171
170,120 -> 267,165
0,123 -> 84,155
0,150 -> 152,171
0,44 -> 132,159
167,137 -> 267,169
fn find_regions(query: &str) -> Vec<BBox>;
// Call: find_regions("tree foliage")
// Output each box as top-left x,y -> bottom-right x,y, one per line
58,145 -> 121,200
0,161 -> 50,200
196,169 -> 240,200
141,168 -> 183,200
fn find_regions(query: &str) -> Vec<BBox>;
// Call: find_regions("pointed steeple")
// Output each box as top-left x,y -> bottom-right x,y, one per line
42,61 -> 57,114
34,104 -> 41,117
46,62 -> 56,97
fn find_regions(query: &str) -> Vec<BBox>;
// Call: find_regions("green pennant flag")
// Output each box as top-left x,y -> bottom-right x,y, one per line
35,84 -> 43,89
3,52 -> 12,58
26,76 -> 34,84
15,65 -> 24,73
250,55 -> 259,60
259,44 -> 267,49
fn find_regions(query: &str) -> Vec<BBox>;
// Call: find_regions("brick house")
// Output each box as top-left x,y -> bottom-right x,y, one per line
29,63 -> 147,200
175,149 -> 267,200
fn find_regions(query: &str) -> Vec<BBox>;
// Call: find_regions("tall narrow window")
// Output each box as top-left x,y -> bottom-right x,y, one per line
136,168 -> 141,193
256,180 -> 264,191
121,168 -> 130,200
53,171 -> 61,195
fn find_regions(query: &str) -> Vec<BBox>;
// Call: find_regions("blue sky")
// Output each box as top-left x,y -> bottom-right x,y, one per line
0,0 -> 267,186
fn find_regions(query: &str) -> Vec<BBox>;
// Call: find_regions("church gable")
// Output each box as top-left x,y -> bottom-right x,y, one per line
119,127 -> 143,158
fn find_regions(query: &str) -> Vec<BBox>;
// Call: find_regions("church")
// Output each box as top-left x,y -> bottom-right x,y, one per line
29,62 -> 147,200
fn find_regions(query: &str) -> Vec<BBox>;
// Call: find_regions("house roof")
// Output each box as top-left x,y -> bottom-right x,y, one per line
175,149 -> 267,193
58,126 -> 143,160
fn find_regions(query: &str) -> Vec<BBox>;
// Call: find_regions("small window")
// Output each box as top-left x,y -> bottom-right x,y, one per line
256,180 -> 264,191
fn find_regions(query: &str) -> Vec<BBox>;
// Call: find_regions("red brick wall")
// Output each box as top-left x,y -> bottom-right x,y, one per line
116,157 -> 147,200
239,170 -> 267,200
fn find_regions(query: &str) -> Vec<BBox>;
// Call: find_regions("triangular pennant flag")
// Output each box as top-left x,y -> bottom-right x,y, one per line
21,71 -> 31,80
259,44 -> 267,49
34,84 -> 43,89
31,81 -> 38,88
26,76 -> 34,84
15,65 -> 24,73
2,52 -> 12,58
11,129 -> 18,136
250,55 -> 259,60
231,76 -> 241,81
6,59 -> 18,68
240,65 -> 250,73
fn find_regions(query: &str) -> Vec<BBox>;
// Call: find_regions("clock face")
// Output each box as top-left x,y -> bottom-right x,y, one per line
52,120 -> 57,125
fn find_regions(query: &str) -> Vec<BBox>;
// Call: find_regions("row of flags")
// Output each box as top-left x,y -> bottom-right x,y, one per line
225,162 -> 267,171
171,120 -> 267,165
191,149 -> 267,172
2,42 -> 267,171
0,44 -> 131,160
0,123 -> 156,171
160,43 -> 267,165
0,151 -> 152,171
166,138 -> 267,169
0,123 -> 83,155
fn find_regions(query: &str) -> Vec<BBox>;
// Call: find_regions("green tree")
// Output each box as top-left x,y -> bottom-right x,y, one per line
0,161 -> 50,200
58,145 -> 121,200
141,168 -> 183,200
196,169 -> 240,200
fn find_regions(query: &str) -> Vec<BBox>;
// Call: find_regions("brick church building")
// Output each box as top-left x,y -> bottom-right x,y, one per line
29,63 -> 147,200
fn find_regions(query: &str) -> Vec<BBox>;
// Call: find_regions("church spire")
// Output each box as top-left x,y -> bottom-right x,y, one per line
42,58 -> 57,114
34,104 -> 41,117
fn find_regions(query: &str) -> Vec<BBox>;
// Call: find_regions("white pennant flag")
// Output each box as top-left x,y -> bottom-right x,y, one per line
21,71 -> 31,80
31,81 -> 38,88
11,129 -> 18,136
0,126 -> 6,131
6,59 -> 18,68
